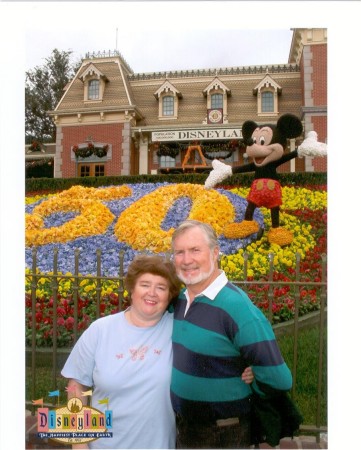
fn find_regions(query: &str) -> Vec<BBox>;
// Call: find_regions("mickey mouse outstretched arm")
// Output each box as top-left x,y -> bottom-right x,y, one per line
297,131 -> 327,157
204,158 -> 255,189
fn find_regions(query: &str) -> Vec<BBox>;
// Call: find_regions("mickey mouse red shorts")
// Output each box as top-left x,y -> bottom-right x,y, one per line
247,178 -> 282,208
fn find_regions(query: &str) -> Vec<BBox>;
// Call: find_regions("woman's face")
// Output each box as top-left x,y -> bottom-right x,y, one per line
130,273 -> 171,323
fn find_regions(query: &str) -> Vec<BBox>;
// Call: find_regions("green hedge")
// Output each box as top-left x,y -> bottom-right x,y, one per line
25,172 -> 327,194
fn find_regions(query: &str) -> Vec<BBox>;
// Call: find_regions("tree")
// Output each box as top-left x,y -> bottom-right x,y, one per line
25,49 -> 80,143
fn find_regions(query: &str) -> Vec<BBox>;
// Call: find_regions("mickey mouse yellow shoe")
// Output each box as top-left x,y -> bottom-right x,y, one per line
268,227 -> 293,246
224,220 -> 259,239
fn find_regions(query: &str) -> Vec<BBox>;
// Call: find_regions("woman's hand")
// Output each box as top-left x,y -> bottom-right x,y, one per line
241,366 -> 254,384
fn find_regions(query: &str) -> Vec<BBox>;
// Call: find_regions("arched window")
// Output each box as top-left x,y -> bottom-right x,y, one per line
253,75 -> 281,116
80,63 -> 108,102
261,91 -> 274,112
88,79 -> 100,100
154,81 -> 182,119
162,96 -> 174,116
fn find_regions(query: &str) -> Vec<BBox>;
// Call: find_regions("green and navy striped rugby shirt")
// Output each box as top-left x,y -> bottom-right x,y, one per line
170,271 -> 292,422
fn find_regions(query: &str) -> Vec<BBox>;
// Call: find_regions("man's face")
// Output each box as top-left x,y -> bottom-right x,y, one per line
172,227 -> 219,289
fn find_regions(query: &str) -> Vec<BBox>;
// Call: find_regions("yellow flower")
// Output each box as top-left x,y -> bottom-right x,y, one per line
25,185 -> 134,247
26,199 -> 115,247
84,284 -> 95,293
115,184 -> 235,252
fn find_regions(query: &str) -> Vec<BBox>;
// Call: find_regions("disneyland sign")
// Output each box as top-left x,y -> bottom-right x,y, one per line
151,128 -> 242,142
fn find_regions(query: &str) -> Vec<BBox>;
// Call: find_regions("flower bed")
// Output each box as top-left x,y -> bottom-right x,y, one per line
25,182 -> 327,347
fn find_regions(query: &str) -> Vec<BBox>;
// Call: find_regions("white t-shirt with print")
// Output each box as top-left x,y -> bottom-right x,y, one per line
61,311 -> 175,449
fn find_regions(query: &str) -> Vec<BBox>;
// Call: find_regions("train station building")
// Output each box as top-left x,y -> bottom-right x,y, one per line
41,28 -> 327,178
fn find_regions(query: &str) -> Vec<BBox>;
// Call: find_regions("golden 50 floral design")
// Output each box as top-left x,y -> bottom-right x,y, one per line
114,183 -> 234,252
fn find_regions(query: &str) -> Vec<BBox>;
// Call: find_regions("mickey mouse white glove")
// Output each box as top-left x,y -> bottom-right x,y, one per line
204,159 -> 233,189
298,131 -> 327,157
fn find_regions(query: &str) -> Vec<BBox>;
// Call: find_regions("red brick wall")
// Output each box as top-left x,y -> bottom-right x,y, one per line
300,57 -> 305,104
311,115 -> 327,172
311,116 -> 327,143
60,123 -> 124,178
310,110 -> 327,173
301,43 -> 327,173
311,44 -> 327,106
312,156 -> 327,172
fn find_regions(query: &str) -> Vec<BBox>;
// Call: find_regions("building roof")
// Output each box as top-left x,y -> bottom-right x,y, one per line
52,55 -> 301,127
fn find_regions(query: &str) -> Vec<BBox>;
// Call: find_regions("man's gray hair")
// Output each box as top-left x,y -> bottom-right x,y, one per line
171,220 -> 219,251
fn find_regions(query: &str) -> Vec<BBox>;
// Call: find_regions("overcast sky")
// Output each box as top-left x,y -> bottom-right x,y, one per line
28,27 -> 294,72
0,1 -> 357,75
25,27 -> 294,73
20,3 -> 295,72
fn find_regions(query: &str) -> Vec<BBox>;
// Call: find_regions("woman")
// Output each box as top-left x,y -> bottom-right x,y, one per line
62,254 -> 254,449
61,254 -> 182,449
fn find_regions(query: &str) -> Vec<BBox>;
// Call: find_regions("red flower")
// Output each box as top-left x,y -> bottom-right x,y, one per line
57,306 -> 66,316
65,317 -> 75,331
57,317 -> 65,327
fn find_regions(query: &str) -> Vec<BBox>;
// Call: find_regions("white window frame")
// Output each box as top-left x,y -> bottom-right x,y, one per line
211,93 -> 224,109
261,90 -> 275,113
80,63 -> 108,103
154,81 -> 182,120
253,74 -> 281,117
88,79 -> 100,100
162,95 -> 175,116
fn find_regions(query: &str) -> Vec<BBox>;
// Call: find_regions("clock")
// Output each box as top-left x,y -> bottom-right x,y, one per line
208,109 -> 223,124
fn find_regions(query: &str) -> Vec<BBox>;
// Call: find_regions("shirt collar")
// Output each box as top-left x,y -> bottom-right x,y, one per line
184,270 -> 228,302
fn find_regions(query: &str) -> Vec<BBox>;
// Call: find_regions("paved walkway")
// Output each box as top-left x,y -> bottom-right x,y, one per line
253,435 -> 327,449
26,410 -> 328,449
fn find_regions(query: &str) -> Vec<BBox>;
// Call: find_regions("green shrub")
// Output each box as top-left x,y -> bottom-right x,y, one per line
26,172 -> 327,194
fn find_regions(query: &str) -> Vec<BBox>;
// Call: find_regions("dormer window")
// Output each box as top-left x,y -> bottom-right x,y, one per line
211,93 -> 223,109
79,63 -> 108,102
154,81 -> 182,119
88,79 -> 100,100
261,91 -> 274,112
162,96 -> 174,116
203,78 -> 231,124
253,74 -> 282,116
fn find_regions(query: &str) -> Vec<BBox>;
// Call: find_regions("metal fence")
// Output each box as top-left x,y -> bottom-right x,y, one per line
26,248 -> 327,441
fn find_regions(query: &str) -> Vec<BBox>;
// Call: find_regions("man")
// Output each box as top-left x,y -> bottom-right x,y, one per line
170,220 -> 292,448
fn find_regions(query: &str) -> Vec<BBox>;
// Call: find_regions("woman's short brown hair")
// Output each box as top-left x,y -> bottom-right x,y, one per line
124,254 -> 181,302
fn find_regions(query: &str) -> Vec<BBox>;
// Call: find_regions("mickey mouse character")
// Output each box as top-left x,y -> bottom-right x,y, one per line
205,113 -> 326,246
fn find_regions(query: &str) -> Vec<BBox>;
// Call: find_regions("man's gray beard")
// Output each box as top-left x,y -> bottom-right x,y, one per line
177,258 -> 215,286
